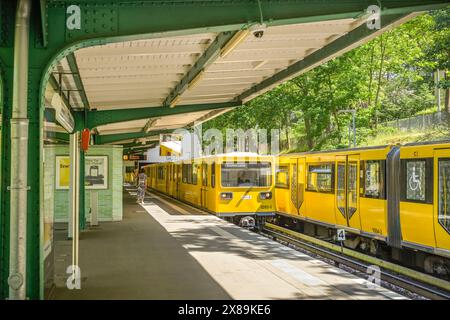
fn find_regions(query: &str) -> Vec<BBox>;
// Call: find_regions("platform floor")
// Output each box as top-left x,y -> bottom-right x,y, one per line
53,188 -> 406,300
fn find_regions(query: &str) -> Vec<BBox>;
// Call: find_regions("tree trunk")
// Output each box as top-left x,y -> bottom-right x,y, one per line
367,43 -> 376,107
304,115 -> 314,150
445,71 -> 450,113
374,34 -> 388,128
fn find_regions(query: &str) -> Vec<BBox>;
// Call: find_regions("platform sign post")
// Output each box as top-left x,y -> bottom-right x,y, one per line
337,229 -> 346,253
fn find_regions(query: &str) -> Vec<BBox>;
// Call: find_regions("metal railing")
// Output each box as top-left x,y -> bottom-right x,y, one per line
383,111 -> 450,131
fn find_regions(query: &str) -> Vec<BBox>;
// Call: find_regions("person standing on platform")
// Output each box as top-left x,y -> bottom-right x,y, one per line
136,168 -> 147,204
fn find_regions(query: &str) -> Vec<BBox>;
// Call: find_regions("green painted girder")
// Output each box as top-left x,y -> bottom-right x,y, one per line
47,74 -> 72,112
45,0 -> 450,47
122,141 -> 157,149
96,129 -> 173,145
238,12 -> 415,102
79,101 -> 239,129
123,145 -> 157,154
38,0 -> 48,47
163,31 -> 236,107
45,131 -> 69,143
65,53 -> 90,110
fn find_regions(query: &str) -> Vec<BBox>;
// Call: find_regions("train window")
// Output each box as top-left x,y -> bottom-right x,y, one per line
275,165 -> 290,189
347,162 -> 358,217
221,162 -> 272,187
361,160 -> 386,199
192,163 -> 198,185
438,159 -> 450,234
306,164 -> 334,193
400,159 -> 433,204
202,164 -> 208,187
211,162 -> 216,188
157,166 -> 164,180
182,163 -> 192,184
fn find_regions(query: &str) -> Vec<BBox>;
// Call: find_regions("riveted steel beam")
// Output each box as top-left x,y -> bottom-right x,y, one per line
44,131 -> 69,143
238,13 -> 416,102
96,129 -> 173,145
65,53 -> 90,111
163,31 -> 237,107
123,142 -> 157,153
80,102 -> 239,129
52,1 -> 449,46
38,0 -> 48,47
124,147 -> 156,155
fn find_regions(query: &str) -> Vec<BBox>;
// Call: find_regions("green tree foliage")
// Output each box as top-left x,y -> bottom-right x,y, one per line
203,10 -> 450,152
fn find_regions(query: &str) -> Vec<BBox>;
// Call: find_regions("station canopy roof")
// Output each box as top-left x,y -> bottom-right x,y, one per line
43,10 -> 422,150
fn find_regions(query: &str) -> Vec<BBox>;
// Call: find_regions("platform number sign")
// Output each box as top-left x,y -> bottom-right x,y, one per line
67,5 -> 81,30
337,229 -> 346,241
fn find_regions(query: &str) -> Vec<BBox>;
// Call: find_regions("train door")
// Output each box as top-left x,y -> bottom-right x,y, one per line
289,157 -> 305,216
335,154 -> 362,229
176,164 -> 181,198
201,162 -> 208,209
166,165 -> 170,194
434,149 -> 450,250
171,164 -> 176,197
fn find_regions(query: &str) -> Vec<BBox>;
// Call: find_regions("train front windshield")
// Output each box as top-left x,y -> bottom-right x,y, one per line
221,162 -> 272,187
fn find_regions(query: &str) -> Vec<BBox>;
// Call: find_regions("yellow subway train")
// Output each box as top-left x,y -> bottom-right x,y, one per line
143,153 -> 276,218
274,141 -> 450,275
142,143 -> 449,275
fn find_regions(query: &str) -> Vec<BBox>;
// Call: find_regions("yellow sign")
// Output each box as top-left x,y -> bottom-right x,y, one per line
56,156 -> 70,189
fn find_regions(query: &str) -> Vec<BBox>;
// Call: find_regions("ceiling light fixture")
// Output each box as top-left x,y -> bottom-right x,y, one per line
220,29 -> 250,58
188,70 -> 205,90
169,95 -> 181,108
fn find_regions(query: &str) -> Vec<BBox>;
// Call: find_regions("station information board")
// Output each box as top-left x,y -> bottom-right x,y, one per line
123,154 -> 147,161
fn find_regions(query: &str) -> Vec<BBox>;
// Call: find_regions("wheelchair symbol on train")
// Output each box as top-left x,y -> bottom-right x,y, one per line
409,167 -> 422,192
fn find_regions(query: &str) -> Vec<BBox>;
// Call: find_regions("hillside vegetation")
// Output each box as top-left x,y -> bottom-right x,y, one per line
203,9 -> 450,153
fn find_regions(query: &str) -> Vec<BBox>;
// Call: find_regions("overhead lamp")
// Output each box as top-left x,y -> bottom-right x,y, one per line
169,95 -> 181,108
220,29 -> 250,58
188,70 -> 205,90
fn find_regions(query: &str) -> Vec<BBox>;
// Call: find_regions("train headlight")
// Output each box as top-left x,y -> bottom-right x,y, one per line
220,192 -> 233,200
259,192 -> 272,200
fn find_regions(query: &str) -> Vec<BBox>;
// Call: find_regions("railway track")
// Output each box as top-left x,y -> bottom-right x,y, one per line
262,223 -> 450,300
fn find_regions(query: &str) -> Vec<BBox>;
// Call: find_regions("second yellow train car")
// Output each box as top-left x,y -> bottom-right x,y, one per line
274,142 -> 450,276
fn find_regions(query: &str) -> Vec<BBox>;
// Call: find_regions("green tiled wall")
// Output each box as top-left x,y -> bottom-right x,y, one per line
44,145 -> 123,223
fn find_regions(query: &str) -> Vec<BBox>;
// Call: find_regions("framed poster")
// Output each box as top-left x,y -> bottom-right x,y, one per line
55,155 -> 108,190
55,156 -> 70,189
85,156 -> 108,189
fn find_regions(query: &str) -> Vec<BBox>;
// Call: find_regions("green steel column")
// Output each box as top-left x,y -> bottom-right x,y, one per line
79,148 -> 86,230
0,63 -> 13,300
0,0 -> 16,300
0,28 -> 41,300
